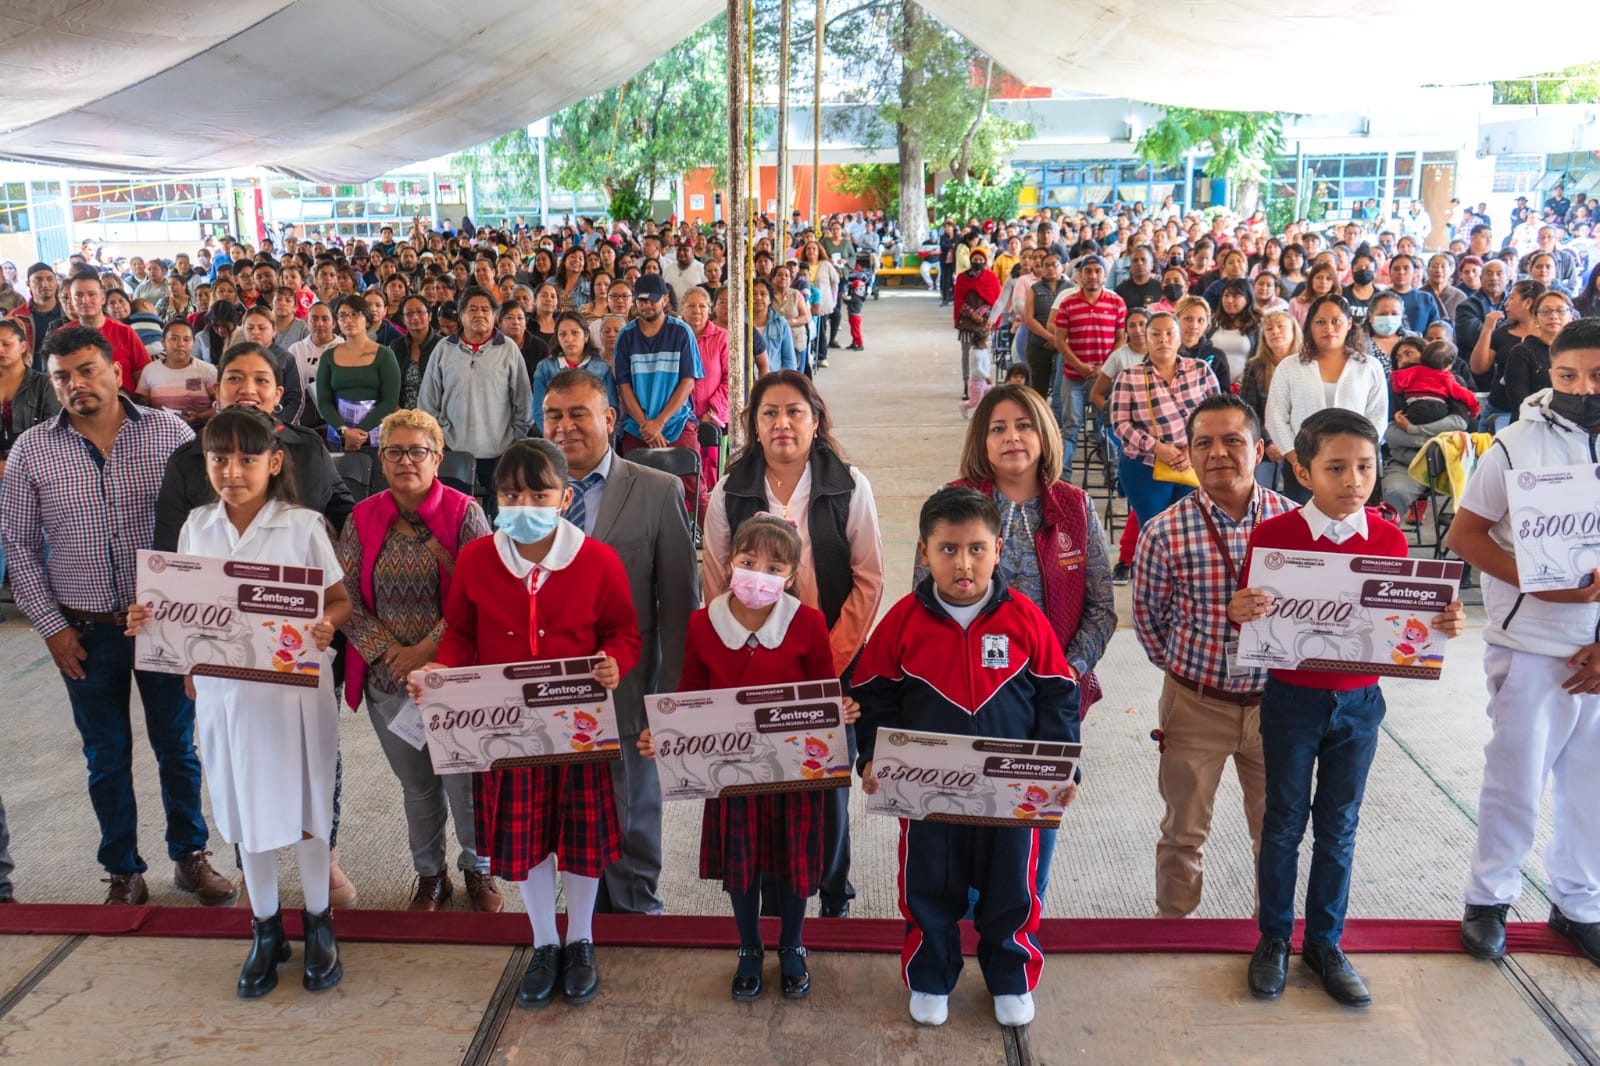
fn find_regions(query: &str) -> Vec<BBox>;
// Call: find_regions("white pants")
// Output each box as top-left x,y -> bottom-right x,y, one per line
1466,645 -> 1600,922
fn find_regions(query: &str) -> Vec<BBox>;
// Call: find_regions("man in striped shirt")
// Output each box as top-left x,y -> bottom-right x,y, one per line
1132,394 -> 1295,919
1051,256 -> 1125,472
1,325 -> 233,906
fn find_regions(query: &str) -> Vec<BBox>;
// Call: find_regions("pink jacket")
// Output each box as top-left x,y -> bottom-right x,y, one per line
692,320 -> 731,427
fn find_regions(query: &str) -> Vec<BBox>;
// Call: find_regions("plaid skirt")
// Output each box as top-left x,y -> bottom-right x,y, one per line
474,761 -> 621,881
699,789 -> 825,897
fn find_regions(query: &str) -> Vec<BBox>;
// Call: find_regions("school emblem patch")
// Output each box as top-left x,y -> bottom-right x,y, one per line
981,634 -> 1010,669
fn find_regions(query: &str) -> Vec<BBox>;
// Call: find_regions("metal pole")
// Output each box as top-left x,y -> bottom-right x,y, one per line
538,136 -> 552,229
727,0 -> 749,448
776,0 -> 791,232
811,0 -> 823,234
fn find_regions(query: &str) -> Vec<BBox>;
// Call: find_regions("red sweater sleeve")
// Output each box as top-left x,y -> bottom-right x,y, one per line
797,605 -> 838,682
677,611 -> 713,693
437,541 -> 487,667
588,541 -> 643,678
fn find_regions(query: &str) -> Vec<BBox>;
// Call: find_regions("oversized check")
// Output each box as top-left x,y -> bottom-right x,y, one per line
865,729 -> 1081,829
133,549 -> 325,688
645,680 -> 850,801
1236,549 -> 1463,680
413,658 -> 621,774
1504,463 -> 1600,592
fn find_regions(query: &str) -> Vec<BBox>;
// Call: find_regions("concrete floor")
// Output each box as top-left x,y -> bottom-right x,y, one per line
0,288 -> 1593,1065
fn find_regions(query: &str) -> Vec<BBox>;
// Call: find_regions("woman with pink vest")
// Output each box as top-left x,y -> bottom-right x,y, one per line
931,383 -> 1117,904
334,408 -> 500,912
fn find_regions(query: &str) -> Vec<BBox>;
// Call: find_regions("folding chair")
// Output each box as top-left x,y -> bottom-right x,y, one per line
697,421 -> 727,484
437,450 -> 478,499
329,450 -> 373,504
1422,440 -> 1458,560
625,446 -> 703,537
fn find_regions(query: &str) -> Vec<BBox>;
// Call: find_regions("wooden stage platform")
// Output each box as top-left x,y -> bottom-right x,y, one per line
0,909 -> 1594,1064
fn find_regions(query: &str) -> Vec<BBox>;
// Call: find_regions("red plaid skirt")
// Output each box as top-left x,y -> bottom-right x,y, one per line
699,789 -> 824,896
474,761 -> 621,880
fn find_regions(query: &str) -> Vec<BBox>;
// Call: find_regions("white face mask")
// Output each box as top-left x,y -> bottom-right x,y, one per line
729,567 -> 787,610
1369,313 -> 1403,337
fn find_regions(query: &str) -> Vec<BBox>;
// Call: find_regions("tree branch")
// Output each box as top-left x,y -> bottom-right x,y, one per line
790,0 -> 898,46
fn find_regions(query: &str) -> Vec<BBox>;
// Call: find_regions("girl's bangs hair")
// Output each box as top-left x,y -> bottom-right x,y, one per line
202,407 -> 280,455
492,438 -> 569,494
730,514 -> 803,571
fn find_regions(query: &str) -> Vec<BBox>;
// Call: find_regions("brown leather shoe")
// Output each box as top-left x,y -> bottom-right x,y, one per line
175,850 -> 239,906
408,872 -> 453,911
104,872 -> 149,905
464,870 -> 504,913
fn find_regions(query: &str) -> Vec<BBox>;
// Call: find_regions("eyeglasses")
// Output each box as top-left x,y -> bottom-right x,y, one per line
1537,307 -> 1572,318
379,446 -> 437,464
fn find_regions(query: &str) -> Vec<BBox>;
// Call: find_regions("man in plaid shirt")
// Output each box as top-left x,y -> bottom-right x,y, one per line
0,325 -> 233,907
1132,394 -> 1294,918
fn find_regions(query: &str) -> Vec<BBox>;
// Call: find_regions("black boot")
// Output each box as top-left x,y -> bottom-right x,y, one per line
778,946 -> 810,999
237,911 -> 291,999
302,907 -> 343,992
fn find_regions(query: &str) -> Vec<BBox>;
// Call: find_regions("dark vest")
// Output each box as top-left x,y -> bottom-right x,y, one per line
722,443 -> 855,628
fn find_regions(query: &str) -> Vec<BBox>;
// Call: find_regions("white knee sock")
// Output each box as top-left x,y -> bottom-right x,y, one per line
516,854 -> 560,948
239,849 -> 280,921
561,872 -> 599,944
295,837 -> 332,915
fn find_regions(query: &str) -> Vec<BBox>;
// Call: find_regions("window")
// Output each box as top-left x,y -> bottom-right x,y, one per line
0,182 -> 28,233
1492,154 -> 1543,194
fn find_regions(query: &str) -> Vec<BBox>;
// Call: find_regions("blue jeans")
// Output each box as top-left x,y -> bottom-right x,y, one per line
1118,455 -> 1194,525
61,620 -> 208,875
1059,378 -> 1090,472
1254,460 -> 1280,491
1257,679 -> 1386,946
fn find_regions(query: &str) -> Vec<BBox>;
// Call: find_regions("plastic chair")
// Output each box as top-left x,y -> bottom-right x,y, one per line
697,421 -> 726,482
329,450 -> 373,504
626,446 -> 703,535
438,450 -> 478,498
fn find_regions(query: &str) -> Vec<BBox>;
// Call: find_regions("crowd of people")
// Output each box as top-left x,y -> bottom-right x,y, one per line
0,196 -> 1595,1028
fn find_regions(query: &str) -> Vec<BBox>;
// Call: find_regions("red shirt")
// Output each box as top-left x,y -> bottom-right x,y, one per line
1239,506 -> 1409,690
49,317 -> 151,390
1053,290 -> 1127,379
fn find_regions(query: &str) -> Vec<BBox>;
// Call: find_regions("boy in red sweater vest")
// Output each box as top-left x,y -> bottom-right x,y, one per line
1229,409 -> 1464,1008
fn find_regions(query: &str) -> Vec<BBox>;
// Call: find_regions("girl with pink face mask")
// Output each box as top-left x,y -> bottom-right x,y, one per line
638,515 -> 860,1004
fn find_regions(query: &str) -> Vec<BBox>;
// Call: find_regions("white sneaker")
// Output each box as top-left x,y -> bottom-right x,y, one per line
909,991 -> 949,1026
994,992 -> 1035,1026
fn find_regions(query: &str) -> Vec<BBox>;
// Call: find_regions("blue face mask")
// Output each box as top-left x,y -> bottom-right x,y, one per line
495,505 -> 561,544
1370,313 -> 1403,337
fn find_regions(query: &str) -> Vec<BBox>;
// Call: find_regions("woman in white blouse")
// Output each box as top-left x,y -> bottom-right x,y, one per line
1264,293 -> 1388,503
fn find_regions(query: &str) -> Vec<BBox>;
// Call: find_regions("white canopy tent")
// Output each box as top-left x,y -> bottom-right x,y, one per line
0,1 -> 1595,183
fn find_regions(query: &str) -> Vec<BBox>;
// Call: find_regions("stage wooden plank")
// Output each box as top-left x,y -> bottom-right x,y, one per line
489,948 -> 1009,1065
1513,952 -> 1600,1057
0,935 -> 70,1004
1028,953 -> 1575,1065
0,935 -> 514,1064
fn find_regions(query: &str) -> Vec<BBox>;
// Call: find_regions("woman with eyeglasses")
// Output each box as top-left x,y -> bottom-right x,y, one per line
318,295 -> 401,452
334,408 -> 502,913
1502,290 -> 1575,416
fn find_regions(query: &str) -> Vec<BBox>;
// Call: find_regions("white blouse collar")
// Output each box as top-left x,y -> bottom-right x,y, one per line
493,518 -> 584,583
707,590 -> 801,650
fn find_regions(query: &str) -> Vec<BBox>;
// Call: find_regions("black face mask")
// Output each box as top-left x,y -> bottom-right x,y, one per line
1162,283 -> 1186,302
1548,390 -> 1600,430
1351,269 -> 1375,286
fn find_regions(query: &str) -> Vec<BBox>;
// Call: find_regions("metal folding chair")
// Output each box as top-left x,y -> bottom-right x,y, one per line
329,450 -> 373,504
437,450 -> 478,499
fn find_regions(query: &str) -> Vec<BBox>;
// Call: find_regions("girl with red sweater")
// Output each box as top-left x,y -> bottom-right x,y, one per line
411,438 -> 640,1009
639,515 -> 859,1002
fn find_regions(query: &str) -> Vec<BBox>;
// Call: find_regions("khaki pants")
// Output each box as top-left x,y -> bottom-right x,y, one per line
1156,675 -> 1267,918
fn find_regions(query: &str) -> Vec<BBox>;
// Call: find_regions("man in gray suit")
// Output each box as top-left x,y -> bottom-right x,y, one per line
542,368 -> 697,914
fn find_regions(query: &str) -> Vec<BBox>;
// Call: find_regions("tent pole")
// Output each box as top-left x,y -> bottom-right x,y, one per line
727,0 -> 750,449
812,0 -> 823,234
776,0 -> 791,230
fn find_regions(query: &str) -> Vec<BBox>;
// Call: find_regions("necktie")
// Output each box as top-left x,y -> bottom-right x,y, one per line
565,472 -> 604,533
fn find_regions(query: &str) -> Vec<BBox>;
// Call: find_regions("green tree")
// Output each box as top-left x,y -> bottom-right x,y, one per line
449,129 -> 542,222
831,162 -> 899,210
1136,107 -> 1285,217
1494,63 -> 1600,105
549,17 -> 730,215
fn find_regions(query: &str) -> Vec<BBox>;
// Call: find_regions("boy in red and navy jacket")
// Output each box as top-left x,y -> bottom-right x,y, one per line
853,487 -> 1079,1029
1230,409 -> 1464,1009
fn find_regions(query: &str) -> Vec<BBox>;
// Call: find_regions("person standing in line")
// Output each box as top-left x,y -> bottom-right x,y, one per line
0,326 -> 233,906
126,408 -> 351,998
612,274 -> 705,515
1450,320 -> 1600,967
1051,256 -> 1127,471
1133,394 -> 1295,919
541,369 -> 698,916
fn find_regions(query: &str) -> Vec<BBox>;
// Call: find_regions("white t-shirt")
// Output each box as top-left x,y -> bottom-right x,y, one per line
1098,344 -> 1144,382
137,358 -> 217,417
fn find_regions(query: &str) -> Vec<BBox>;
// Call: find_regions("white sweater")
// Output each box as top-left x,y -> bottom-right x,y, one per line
1263,351 -> 1388,455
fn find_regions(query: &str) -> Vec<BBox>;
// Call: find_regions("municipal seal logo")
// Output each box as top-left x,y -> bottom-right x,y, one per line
1263,551 -> 1286,570
1517,472 -> 1537,491
656,697 -> 678,715
147,554 -> 167,573
887,732 -> 908,746
424,672 -> 444,690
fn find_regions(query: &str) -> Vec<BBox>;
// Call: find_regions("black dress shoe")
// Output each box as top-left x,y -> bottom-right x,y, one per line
1550,905 -> 1600,965
820,900 -> 850,919
1247,936 -> 1289,1000
731,949 -> 763,1001
1461,903 -> 1509,960
518,945 -> 562,1007
1302,942 -> 1371,1007
301,907 -> 343,992
562,940 -> 600,1004
237,911 -> 291,999
778,946 -> 810,999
